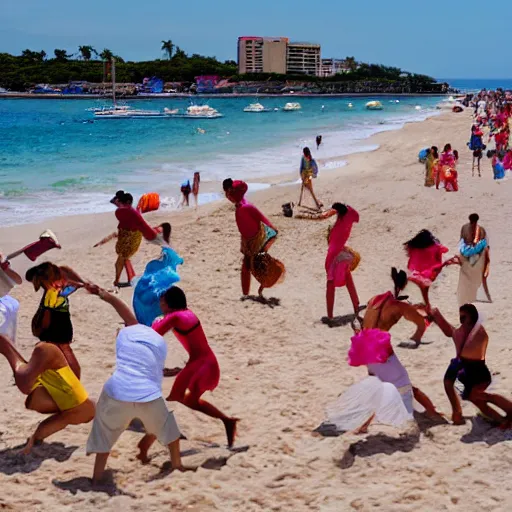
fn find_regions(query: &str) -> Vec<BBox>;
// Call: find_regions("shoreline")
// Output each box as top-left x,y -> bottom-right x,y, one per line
0,92 -> 449,100
0,106 -> 441,229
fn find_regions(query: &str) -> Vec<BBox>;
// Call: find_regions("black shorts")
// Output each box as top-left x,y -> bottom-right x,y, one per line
181,185 -> 191,196
444,358 -> 491,400
473,149 -> 482,158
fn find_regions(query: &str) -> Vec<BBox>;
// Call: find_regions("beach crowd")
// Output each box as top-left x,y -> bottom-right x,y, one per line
0,88 -> 511,489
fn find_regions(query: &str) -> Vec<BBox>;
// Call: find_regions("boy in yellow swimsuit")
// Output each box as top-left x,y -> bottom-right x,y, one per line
0,334 -> 95,454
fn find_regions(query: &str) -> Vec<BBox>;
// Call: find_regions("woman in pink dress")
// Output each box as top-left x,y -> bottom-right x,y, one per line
307,203 -> 360,325
137,286 -> 238,461
404,230 -> 459,308
223,179 -> 285,297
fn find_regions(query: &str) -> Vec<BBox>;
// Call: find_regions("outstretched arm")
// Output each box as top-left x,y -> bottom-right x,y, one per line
60,265 -> 85,285
93,232 -> 117,248
430,307 -> 455,338
84,284 -> 138,326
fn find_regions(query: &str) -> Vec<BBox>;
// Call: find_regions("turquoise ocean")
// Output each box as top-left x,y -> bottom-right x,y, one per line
0,95 -> 453,226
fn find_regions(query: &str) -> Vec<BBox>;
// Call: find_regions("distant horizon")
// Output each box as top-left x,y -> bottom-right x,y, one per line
3,0 -> 512,79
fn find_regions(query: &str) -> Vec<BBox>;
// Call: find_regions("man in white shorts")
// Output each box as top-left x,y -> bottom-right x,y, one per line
84,285 -> 187,484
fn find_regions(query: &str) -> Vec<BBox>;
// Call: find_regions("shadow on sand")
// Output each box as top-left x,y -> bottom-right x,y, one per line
460,416 -> 512,446
53,470 -> 136,497
241,295 -> 281,308
315,411 -> 448,470
0,442 -> 78,476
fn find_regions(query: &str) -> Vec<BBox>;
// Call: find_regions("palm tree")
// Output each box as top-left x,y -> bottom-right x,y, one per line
161,40 -> 174,60
21,49 -> 46,62
100,48 -> 114,61
54,49 -> 69,62
344,56 -> 357,72
78,45 -> 97,61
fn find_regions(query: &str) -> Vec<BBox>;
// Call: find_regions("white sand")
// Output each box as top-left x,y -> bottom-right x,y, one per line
1,111 -> 512,511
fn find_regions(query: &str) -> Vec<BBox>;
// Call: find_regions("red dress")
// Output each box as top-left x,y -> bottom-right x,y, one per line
152,309 -> 220,396
407,243 -> 448,287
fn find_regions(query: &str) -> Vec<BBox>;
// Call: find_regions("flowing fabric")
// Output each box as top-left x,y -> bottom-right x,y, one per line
133,247 -> 184,326
407,243 -> 449,286
326,376 -> 414,431
0,295 -> 19,345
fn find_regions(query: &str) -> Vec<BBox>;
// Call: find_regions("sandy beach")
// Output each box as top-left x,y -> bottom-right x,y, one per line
2,110 -> 512,511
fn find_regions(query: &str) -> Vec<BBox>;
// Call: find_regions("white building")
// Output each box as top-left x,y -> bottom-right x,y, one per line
320,58 -> 351,77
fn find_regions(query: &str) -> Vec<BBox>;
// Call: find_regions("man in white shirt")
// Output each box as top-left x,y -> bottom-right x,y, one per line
85,284 -> 187,484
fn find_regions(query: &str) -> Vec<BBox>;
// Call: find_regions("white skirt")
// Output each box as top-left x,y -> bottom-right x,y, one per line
326,376 -> 414,432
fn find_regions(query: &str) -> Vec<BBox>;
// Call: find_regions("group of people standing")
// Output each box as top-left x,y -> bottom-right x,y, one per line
423,143 -> 459,191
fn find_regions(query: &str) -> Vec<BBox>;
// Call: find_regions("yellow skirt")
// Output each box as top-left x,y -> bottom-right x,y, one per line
116,229 -> 143,259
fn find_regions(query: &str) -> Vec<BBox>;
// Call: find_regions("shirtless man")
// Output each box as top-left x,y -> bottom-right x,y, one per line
0,334 -> 95,453
430,303 -> 512,425
361,267 -> 439,417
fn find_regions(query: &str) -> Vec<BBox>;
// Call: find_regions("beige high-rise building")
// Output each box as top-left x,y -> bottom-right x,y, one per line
238,37 -> 288,74
286,42 -> 321,76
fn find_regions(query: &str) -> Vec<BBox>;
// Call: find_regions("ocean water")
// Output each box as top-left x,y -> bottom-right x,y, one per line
442,78 -> 512,93
0,96 -> 443,225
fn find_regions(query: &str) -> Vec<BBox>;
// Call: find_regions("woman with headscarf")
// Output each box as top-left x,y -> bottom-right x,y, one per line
223,179 -> 285,297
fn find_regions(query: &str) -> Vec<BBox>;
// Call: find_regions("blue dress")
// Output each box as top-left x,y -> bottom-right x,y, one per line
133,247 -> 184,326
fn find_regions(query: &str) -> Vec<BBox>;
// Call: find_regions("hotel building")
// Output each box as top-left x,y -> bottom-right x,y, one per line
237,37 -> 288,74
237,37 -> 321,76
286,42 -> 321,76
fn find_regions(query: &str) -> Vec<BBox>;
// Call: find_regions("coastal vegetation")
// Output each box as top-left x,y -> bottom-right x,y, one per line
0,43 -> 445,93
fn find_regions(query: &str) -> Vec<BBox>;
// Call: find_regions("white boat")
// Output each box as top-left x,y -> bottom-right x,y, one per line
163,107 -> 179,115
93,59 -> 161,119
365,101 -> 383,110
94,108 -> 162,119
165,105 -> 223,119
243,102 -> 271,113
283,102 -> 302,111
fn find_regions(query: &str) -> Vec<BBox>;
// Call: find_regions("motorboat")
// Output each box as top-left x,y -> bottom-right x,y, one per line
365,101 -> 383,110
163,107 -> 179,115
243,102 -> 271,113
94,108 -> 163,119
165,105 -> 223,119
283,102 -> 301,111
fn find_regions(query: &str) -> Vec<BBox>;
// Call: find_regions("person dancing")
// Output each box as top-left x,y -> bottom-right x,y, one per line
136,286 -> 238,461
94,192 -> 168,287
26,262 -> 85,378
0,333 -> 94,454
326,269 -> 441,434
404,230 -> 459,309
223,179 -> 285,297
430,303 -> 512,426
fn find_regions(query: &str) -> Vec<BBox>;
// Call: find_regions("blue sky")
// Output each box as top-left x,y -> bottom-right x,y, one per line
2,0 -> 511,78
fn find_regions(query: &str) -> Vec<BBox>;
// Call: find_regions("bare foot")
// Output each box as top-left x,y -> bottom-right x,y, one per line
21,435 -> 36,455
452,412 -> 465,425
223,418 -> 239,448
